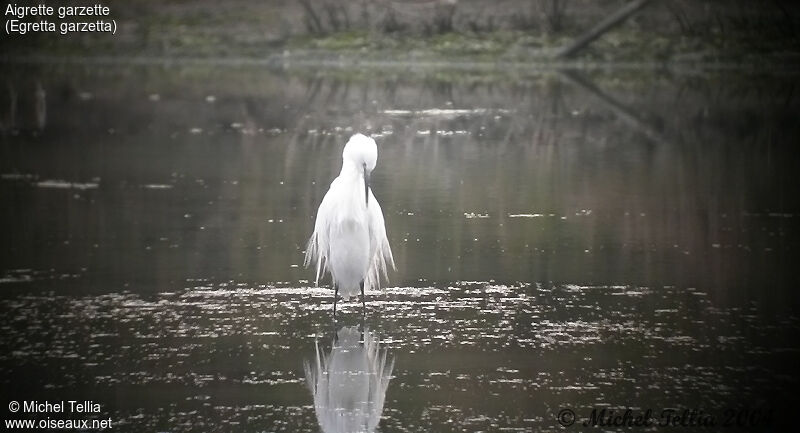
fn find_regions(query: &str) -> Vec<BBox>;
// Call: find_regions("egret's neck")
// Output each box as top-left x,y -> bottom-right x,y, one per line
339,160 -> 363,178
338,159 -> 369,210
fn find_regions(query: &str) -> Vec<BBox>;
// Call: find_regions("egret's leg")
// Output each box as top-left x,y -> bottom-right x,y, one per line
360,281 -> 365,311
333,285 -> 339,318
332,306 -> 338,338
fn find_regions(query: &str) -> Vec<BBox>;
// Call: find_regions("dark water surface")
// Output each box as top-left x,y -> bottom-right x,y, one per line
1,63 -> 799,431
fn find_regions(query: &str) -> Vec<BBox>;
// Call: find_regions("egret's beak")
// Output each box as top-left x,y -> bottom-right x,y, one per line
363,162 -> 370,206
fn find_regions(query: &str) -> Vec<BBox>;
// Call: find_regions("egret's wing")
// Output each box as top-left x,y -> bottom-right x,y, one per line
365,191 -> 395,292
304,178 -> 340,286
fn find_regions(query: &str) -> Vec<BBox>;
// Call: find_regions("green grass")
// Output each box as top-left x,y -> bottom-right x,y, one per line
4,21 -> 798,69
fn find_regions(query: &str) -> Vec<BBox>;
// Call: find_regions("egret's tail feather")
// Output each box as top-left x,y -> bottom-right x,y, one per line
364,234 -> 395,292
304,232 -> 329,287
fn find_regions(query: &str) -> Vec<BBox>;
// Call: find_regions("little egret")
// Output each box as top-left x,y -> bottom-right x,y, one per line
304,133 -> 395,314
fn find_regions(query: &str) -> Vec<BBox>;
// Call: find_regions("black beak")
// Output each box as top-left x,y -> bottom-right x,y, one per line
363,163 -> 370,206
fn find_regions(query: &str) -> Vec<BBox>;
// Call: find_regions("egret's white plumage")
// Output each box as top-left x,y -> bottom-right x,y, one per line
305,133 -> 395,300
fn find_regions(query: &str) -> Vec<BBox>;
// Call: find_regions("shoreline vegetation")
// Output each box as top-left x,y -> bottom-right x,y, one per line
2,0 -> 798,71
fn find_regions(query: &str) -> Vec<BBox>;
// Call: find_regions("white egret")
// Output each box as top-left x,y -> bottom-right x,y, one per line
304,133 -> 395,314
304,326 -> 394,433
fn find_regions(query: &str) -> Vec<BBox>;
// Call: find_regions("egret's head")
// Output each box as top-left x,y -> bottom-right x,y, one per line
342,133 -> 378,172
342,134 -> 378,206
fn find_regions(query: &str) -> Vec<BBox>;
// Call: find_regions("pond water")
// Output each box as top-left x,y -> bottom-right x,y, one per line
1,63 -> 798,431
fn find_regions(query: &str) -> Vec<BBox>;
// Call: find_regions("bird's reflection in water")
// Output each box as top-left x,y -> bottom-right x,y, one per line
304,326 -> 394,433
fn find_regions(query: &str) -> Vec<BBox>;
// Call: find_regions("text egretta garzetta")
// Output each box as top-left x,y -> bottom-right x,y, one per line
305,133 -> 395,315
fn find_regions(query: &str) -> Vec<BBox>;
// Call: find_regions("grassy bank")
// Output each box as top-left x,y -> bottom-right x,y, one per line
2,0 -> 798,69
